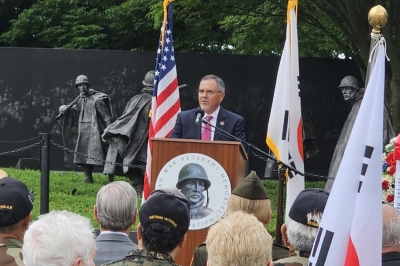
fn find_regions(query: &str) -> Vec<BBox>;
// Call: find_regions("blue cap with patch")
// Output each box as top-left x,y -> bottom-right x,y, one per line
0,177 -> 34,227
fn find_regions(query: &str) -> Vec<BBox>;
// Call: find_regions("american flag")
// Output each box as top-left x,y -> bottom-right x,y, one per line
143,0 -> 180,200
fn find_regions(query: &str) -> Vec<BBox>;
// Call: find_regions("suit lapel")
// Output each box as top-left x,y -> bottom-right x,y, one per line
214,107 -> 227,141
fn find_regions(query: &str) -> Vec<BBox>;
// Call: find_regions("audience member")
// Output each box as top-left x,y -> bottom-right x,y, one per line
94,181 -> 138,266
382,204 -> 400,265
0,177 -> 33,266
22,210 -> 96,266
191,171 -> 287,266
206,211 -> 273,266
274,188 -> 329,266
227,170 -> 271,222
103,187 -> 190,266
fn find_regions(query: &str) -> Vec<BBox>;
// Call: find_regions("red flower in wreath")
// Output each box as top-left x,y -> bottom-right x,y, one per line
388,165 -> 397,176
386,152 -> 396,166
382,180 -> 389,190
387,194 -> 394,203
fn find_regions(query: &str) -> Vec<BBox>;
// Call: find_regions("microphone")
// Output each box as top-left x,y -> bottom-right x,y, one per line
177,84 -> 189,90
195,109 -> 205,124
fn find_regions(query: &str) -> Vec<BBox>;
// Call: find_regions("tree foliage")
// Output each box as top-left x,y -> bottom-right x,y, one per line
0,0 -> 399,129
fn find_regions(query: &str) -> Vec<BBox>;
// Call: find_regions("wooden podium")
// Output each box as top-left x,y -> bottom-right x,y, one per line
150,138 -> 248,266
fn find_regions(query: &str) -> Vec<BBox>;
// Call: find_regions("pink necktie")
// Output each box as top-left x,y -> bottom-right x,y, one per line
201,115 -> 212,140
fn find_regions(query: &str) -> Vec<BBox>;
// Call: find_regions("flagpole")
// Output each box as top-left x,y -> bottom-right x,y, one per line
365,5 -> 388,87
309,8 -> 387,263
275,168 -> 286,245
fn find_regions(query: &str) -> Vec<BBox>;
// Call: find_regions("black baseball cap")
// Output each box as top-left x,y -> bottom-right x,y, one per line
140,187 -> 190,238
288,188 -> 329,228
0,177 -> 34,227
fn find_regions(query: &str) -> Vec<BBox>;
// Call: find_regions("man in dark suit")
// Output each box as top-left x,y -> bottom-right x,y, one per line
170,74 -> 246,142
93,181 -> 138,266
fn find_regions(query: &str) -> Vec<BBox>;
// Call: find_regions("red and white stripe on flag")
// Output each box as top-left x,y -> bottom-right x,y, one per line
266,0 -> 304,218
143,0 -> 180,201
308,38 -> 386,266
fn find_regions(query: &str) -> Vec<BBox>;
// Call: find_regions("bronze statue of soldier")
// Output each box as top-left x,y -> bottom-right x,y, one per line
102,71 -> 155,195
59,75 -> 114,183
325,76 -> 395,191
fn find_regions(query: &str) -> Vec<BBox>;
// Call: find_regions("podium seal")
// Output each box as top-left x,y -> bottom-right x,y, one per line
155,153 -> 231,230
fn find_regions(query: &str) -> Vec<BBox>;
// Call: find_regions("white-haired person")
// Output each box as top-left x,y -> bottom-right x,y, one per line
206,211 -> 273,266
94,181 -> 138,266
274,188 -> 329,266
22,210 -> 96,266
382,204 -> 400,265
191,171 -> 288,266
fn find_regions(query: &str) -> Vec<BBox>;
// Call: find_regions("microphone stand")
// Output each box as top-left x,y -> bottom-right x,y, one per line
198,119 -> 304,246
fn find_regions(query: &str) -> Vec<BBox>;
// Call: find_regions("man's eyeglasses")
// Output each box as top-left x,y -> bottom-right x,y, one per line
197,89 -> 222,96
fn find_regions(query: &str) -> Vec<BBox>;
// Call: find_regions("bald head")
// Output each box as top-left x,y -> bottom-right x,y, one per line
382,204 -> 400,252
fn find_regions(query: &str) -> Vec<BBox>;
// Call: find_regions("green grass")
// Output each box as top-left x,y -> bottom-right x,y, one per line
3,168 -> 326,235
3,168 -> 135,230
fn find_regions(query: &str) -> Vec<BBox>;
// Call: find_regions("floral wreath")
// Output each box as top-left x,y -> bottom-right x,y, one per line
382,137 -> 397,205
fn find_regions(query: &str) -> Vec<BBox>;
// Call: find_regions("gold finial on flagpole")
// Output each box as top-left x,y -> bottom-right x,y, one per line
368,5 -> 388,34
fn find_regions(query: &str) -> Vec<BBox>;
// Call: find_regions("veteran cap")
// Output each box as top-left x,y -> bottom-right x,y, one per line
0,177 -> 34,227
231,171 -> 269,200
288,188 -> 329,228
140,187 -> 190,238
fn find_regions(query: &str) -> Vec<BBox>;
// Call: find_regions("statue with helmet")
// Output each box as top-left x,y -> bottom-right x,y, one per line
325,75 -> 395,192
102,70 -> 155,195
176,163 -> 213,220
59,74 -> 115,183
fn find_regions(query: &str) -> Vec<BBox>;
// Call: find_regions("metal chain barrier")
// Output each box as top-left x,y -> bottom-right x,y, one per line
0,136 -> 331,180
303,171 -> 334,180
50,140 -> 145,169
250,150 -> 334,181
0,136 -> 40,144
0,137 -> 331,179
0,142 -> 41,156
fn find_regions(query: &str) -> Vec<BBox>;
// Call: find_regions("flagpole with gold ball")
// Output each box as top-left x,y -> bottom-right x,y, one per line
368,5 -> 388,34
365,5 -> 388,85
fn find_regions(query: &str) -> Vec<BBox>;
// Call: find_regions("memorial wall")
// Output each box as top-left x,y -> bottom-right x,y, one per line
0,48 -> 362,178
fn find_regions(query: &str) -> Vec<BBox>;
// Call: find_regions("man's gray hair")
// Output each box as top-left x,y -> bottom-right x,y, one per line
201,75 -> 225,92
22,210 -> 95,266
286,212 -> 322,252
382,204 -> 400,248
96,181 -> 138,231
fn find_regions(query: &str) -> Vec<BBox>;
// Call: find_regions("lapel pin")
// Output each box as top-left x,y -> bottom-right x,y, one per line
220,121 -> 225,126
